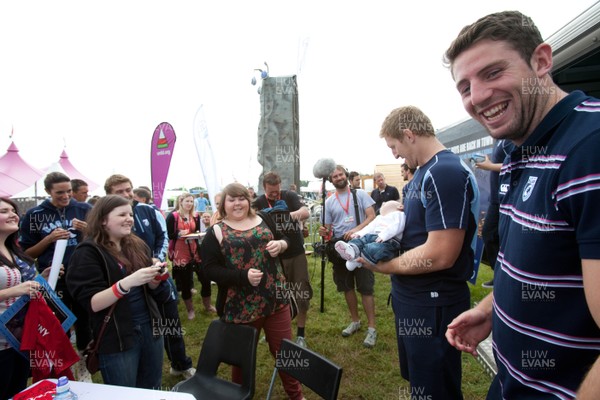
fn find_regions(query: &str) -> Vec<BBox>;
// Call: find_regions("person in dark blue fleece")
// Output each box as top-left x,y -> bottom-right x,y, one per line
19,171 -> 93,381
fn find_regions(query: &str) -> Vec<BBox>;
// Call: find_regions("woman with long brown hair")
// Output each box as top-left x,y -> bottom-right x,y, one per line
0,197 -> 52,399
67,195 -> 171,389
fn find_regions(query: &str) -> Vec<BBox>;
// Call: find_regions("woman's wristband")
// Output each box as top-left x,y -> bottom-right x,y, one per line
117,281 -> 130,295
112,283 -> 124,299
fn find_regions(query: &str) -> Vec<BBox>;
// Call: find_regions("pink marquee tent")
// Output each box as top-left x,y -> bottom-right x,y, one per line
58,149 -> 99,191
0,142 -> 45,198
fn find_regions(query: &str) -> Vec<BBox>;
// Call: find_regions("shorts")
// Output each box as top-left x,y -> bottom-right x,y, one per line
331,259 -> 375,295
281,253 -> 313,312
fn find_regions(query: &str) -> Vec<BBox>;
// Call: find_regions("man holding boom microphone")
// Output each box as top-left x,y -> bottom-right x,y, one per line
316,161 -> 378,348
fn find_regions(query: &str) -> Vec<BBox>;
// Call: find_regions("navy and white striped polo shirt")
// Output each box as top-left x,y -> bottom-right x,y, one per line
494,91 -> 600,399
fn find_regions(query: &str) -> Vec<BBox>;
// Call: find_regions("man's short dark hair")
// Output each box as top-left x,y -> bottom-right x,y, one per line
133,187 -> 152,203
444,11 -> 543,69
349,171 -> 360,181
71,179 -> 88,192
401,163 -> 416,174
44,172 -> 70,191
263,171 -> 282,187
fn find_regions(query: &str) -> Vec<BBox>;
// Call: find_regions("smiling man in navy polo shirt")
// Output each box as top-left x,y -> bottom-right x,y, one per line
444,11 -> 600,399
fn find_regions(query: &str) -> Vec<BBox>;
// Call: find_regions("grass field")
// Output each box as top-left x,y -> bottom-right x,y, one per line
157,253 -> 495,399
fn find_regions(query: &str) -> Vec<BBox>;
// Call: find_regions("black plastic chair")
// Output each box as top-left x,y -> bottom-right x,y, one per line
266,339 -> 343,400
172,319 -> 258,400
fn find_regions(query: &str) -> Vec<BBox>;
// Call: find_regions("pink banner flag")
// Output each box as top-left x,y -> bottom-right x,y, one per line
150,122 -> 176,208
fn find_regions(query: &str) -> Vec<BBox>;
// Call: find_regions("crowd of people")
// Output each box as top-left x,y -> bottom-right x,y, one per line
2,9 -> 600,400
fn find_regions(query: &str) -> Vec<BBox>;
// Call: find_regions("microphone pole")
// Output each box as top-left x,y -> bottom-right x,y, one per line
312,158 -> 336,313
320,176 -> 327,313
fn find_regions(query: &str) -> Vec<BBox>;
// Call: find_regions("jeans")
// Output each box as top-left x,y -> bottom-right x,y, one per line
99,322 -> 164,389
160,285 -> 193,371
349,234 -> 401,265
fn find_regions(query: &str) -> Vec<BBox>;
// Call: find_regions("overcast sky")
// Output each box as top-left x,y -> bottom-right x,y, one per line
1,0 -> 597,195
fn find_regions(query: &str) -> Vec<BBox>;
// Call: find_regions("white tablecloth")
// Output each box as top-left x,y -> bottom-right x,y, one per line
21,379 -> 196,400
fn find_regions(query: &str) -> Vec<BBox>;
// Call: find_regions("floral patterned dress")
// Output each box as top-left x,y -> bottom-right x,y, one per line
218,220 -> 288,324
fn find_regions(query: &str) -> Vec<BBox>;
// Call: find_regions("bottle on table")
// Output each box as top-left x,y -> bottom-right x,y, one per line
55,376 -> 78,400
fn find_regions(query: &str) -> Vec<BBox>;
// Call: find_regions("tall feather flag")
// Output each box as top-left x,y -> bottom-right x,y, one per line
150,122 -> 177,208
193,105 -> 220,210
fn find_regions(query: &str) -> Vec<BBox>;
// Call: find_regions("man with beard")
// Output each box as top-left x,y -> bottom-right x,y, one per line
318,165 -> 377,347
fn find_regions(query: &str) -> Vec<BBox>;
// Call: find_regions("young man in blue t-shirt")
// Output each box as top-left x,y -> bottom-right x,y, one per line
445,11 -> 600,399
365,105 -> 479,398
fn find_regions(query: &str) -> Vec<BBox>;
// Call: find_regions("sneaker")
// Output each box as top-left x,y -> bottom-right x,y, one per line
170,367 -> 196,380
346,260 -> 362,271
482,280 -> 494,288
342,321 -> 361,337
296,336 -> 307,348
73,357 -> 93,382
363,328 -> 377,348
335,241 -> 356,261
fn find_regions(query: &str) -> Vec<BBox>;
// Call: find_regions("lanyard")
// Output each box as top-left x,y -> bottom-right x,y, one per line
335,189 -> 351,215
266,193 -> 280,209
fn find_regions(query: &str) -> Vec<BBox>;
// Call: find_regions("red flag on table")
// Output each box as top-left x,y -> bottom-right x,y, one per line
20,295 -> 79,382
150,122 -> 177,209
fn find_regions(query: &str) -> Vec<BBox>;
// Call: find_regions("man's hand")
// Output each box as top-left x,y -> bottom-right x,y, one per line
72,218 -> 87,232
48,228 -> 70,242
446,303 -> 493,356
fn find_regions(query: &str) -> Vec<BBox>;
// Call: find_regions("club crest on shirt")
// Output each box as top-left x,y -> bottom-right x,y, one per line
522,176 -> 538,202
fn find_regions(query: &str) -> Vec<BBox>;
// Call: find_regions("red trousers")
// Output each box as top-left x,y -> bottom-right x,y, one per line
233,305 -> 303,400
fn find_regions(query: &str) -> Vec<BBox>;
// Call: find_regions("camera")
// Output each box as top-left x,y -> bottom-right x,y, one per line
313,242 -> 326,256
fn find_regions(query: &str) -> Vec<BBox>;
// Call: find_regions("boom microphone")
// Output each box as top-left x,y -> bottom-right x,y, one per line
313,158 -> 337,179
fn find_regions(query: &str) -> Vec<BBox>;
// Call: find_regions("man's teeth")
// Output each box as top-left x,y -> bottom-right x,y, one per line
483,102 -> 507,118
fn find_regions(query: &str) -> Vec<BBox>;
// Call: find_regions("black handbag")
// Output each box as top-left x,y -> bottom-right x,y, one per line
83,302 -> 117,374
80,243 -> 118,374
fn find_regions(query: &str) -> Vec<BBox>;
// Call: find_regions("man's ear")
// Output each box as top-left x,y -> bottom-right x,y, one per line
530,43 -> 553,78
402,129 -> 416,143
